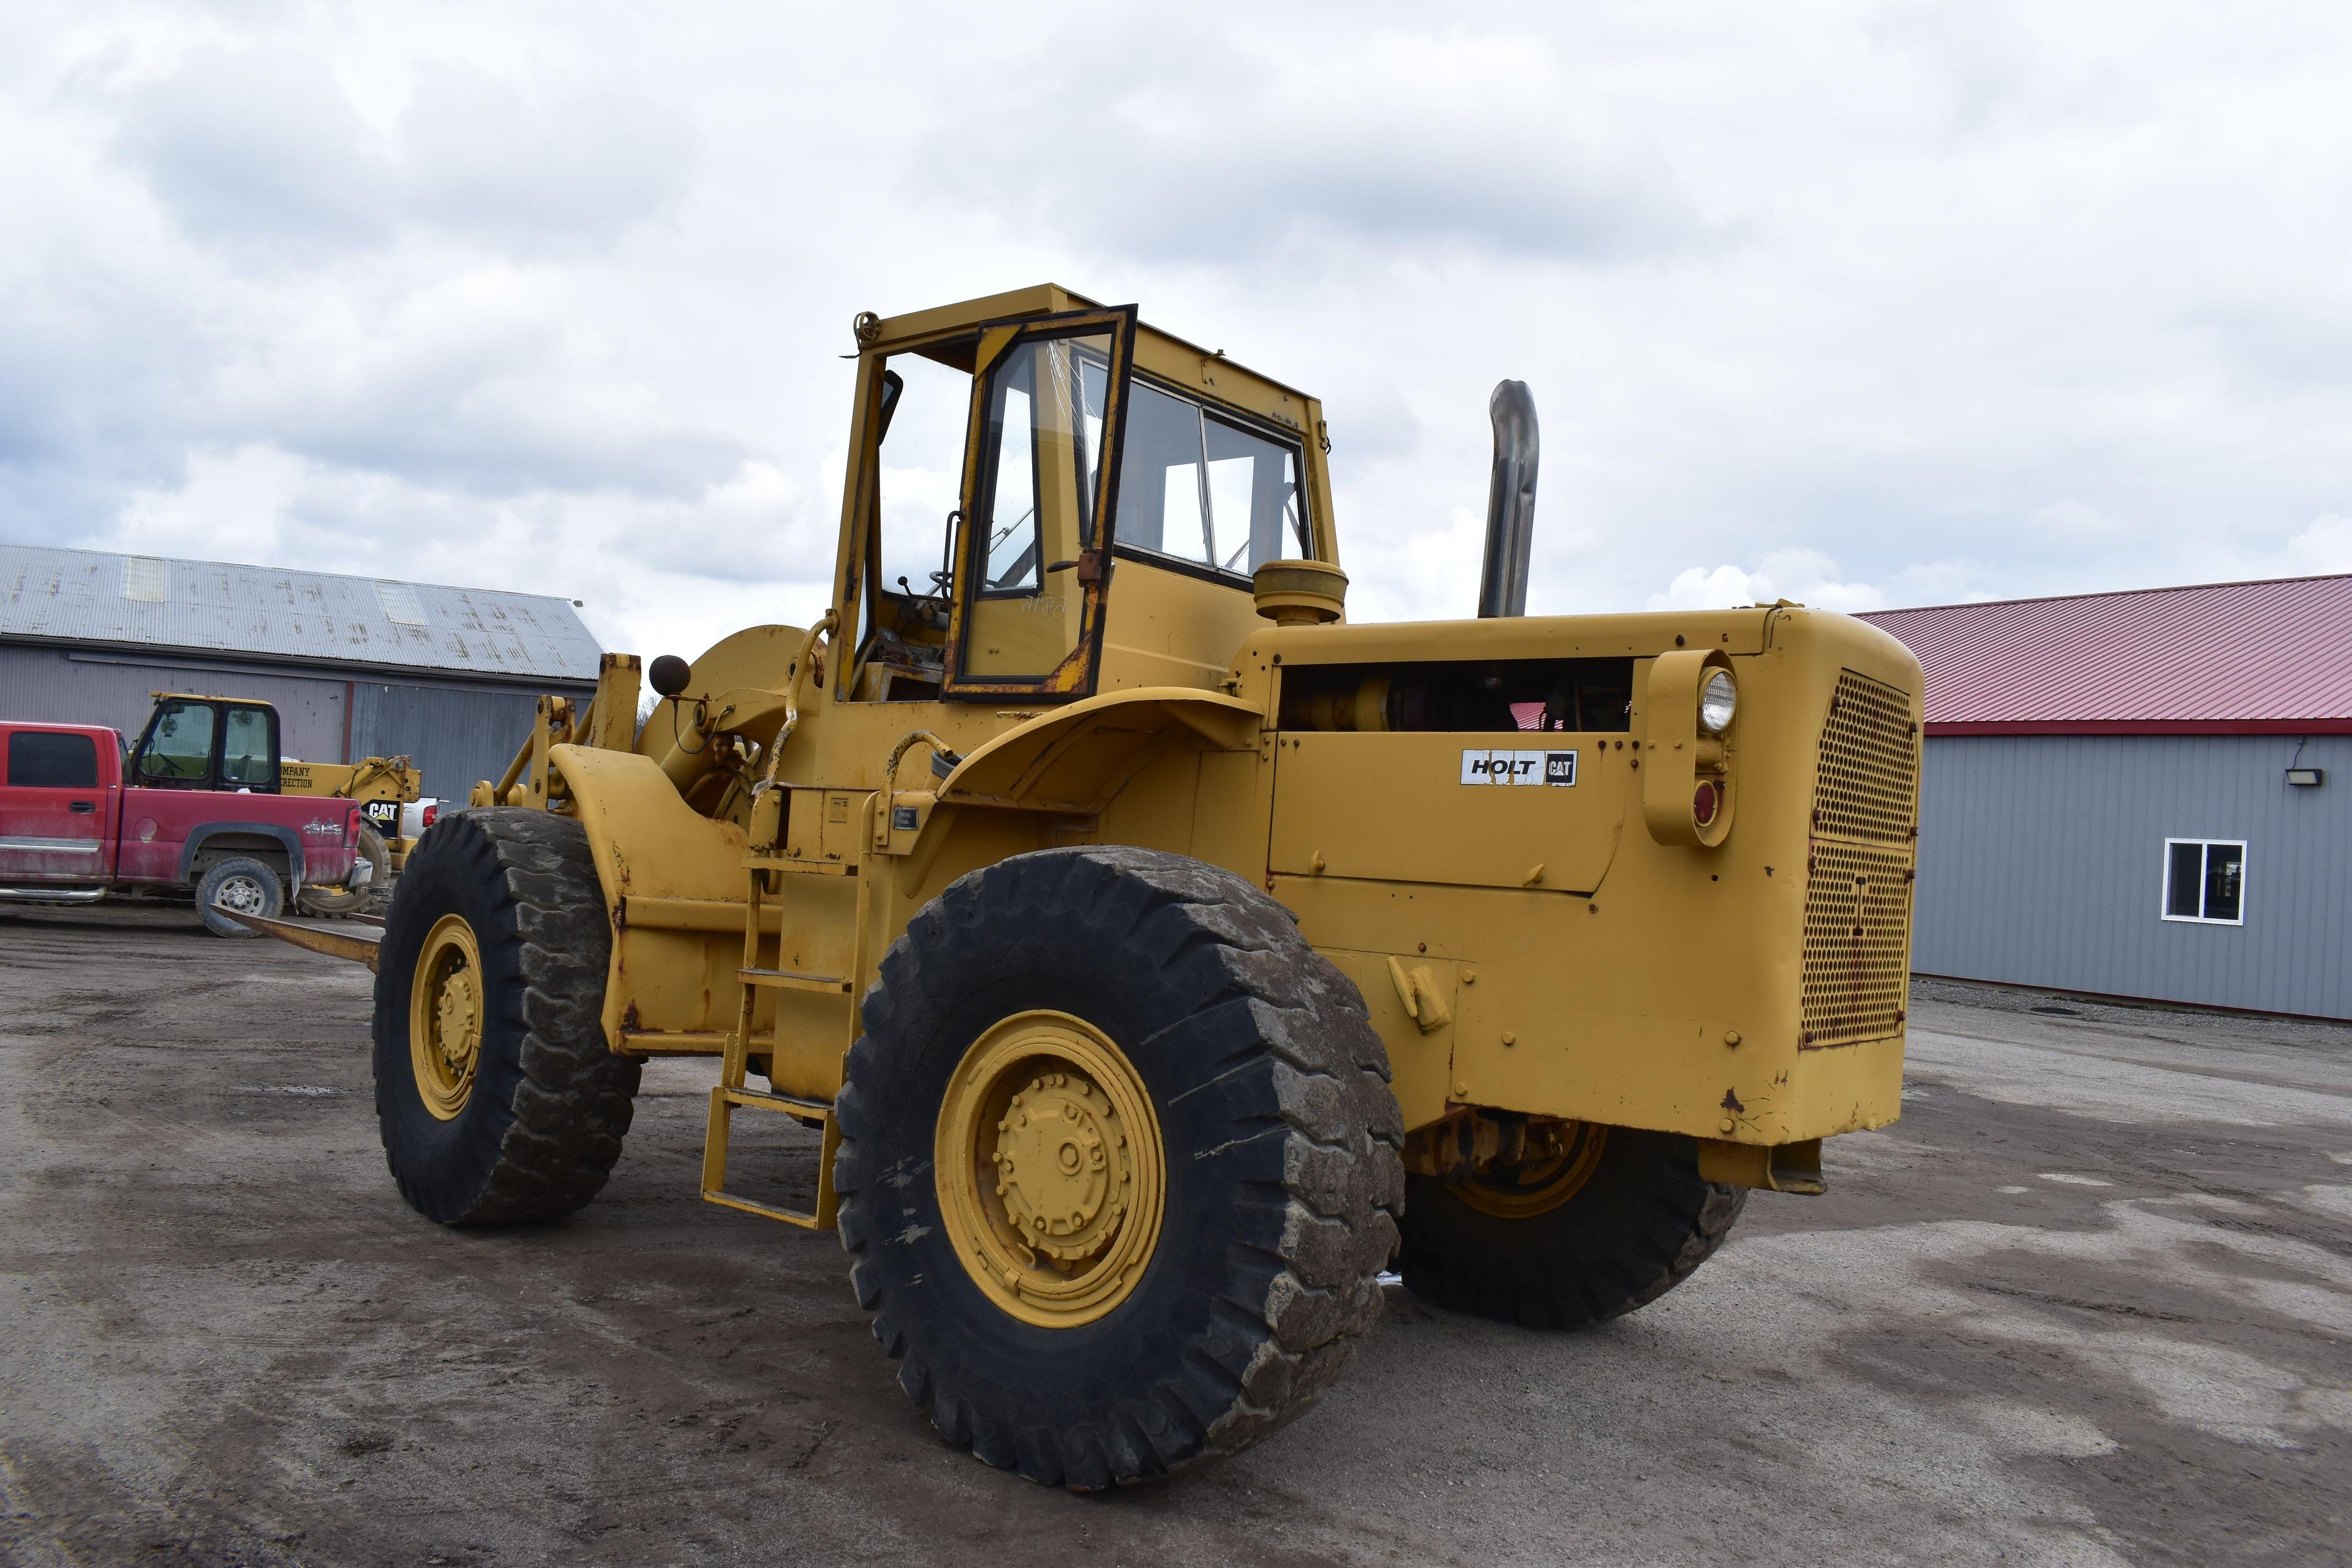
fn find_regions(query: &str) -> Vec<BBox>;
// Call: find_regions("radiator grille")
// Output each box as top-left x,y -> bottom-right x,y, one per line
1801,843 -> 1915,1046
1812,671 -> 1918,844
1801,670 -> 1920,1047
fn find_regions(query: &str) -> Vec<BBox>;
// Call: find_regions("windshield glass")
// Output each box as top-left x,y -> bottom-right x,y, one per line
140,701 -> 215,781
1114,382 -> 1306,579
959,330 -> 1112,679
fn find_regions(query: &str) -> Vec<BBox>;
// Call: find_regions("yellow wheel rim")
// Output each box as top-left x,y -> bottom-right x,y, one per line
935,1010 -> 1165,1328
1454,1123 -> 1608,1219
409,914 -> 484,1121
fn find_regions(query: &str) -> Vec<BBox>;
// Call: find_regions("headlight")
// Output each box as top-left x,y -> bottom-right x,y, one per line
1698,668 -> 1737,733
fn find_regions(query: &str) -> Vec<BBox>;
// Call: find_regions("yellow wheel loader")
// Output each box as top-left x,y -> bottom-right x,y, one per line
320,287 -> 1921,1489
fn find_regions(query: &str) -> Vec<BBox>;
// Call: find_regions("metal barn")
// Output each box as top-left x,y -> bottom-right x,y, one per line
1863,575 -> 2351,1019
0,545 -> 600,805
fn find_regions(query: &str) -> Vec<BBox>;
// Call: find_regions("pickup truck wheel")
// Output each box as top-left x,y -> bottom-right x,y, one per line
296,821 -> 388,918
834,846 -> 1404,1490
1396,1126 -> 1746,1329
372,808 -> 638,1226
196,856 -> 283,938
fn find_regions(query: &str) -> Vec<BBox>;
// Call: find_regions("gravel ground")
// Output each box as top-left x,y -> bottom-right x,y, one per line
2,906 -> 2346,1567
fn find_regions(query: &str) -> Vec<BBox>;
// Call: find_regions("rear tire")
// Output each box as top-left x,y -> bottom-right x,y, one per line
196,855 -> 282,938
834,846 -> 1404,1490
1398,1127 -> 1746,1329
372,808 -> 639,1226
297,821 -> 389,917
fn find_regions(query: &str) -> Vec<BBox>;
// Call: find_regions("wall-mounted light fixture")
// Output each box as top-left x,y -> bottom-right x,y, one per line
2286,767 -> 2325,788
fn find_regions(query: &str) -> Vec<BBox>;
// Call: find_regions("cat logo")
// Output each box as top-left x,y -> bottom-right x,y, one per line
1460,748 -> 1577,786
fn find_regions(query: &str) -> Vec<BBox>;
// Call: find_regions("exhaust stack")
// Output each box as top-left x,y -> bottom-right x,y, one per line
1477,380 -> 1539,618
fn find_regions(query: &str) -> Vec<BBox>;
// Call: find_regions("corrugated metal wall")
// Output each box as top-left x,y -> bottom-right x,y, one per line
1913,733 -> 2352,1017
1,644 -> 589,805
347,680 -> 555,804
0,646 -> 348,763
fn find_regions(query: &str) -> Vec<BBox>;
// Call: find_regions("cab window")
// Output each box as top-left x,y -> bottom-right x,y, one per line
138,701 -> 215,782
1114,381 -> 1306,579
854,349 -> 974,703
7,731 -> 99,788
221,706 -> 275,788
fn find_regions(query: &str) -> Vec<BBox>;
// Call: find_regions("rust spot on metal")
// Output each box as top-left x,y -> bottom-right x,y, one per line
1720,1088 -> 1746,1114
622,1002 -> 642,1032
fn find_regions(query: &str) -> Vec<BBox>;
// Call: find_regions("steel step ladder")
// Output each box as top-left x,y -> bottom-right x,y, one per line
699,852 -> 853,1229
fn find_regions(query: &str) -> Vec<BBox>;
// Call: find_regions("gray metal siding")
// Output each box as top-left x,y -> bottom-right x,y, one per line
1,643 -> 590,805
1913,733 -> 2352,1017
349,680 -> 554,804
0,645 -> 349,763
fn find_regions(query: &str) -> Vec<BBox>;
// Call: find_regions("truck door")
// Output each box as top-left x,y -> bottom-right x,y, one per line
0,727 -> 111,883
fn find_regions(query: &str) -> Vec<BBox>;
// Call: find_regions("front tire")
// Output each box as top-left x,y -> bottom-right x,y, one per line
1398,1126 -> 1746,1329
834,846 -> 1404,1489
372,808 -> 639,1225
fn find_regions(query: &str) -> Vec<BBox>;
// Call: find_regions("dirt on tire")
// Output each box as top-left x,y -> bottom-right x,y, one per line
834,845 -> 1406,1488
371,807 -> 639,1226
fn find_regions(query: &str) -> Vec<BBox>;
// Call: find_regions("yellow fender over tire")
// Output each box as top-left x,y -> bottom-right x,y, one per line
935,687 -> 1261,811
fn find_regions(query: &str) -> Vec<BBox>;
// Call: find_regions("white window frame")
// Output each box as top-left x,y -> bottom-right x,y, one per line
2160,837 -> 2247,927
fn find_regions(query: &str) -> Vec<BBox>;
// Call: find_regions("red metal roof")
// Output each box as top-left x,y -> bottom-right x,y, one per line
1858,574 -> 2352,736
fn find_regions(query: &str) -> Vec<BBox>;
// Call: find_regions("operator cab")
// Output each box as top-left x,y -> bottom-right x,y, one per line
126,694 -> 281,793
839,287 -> 1335,707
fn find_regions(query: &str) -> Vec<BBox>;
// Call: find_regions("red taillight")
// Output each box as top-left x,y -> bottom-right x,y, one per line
1692,781 -> 1721,826
347,805 -> 361,840
421,804 -> 439,829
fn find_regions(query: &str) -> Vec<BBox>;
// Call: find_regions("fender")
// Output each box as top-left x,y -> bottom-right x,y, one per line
873,688 -> 1267,910
176,822 -> 307,894
934,686 -> 1262,812
549,743 -> 753,1055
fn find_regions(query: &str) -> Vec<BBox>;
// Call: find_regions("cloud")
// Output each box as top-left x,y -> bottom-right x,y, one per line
238,277 -> 747,499
10,0 -> 2352,665
112,46 -> 398,258
111,48 -> 695,264
2,24 -> 726,556
1648,549 -> 1888,614
918,23 -> 1722,265
399,64 -> 696,253
2285,514 -> 2352,575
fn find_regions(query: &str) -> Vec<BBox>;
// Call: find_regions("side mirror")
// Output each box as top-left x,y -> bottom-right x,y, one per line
649,655 -> 692,699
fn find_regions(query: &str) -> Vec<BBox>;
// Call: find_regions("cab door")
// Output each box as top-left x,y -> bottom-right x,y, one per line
0,727 -> 111,882
127,698 -> 218,790
941,306 -> 1138,700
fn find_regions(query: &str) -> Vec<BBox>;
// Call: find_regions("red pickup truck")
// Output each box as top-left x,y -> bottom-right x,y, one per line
0,700 -> 368,937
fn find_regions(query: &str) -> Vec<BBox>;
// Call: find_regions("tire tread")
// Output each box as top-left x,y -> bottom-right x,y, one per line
834,845 -> 1402,1488
372,809 -> 638,1226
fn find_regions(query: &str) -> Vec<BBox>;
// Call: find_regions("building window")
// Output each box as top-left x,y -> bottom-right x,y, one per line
2163,839 -> 2245,925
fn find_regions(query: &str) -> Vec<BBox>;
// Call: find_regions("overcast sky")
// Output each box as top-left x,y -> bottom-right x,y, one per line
6,2 -> 2349,660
